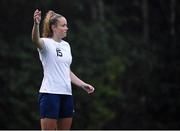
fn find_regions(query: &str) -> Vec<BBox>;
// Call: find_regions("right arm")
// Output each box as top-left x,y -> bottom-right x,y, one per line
32,9 -> 44,49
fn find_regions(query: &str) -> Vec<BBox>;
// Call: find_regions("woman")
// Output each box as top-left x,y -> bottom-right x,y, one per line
32,9 -> 95,130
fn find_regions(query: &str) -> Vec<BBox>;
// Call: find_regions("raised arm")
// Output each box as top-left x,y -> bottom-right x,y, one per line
32,9 -> 44,49
70,71 -> 95,94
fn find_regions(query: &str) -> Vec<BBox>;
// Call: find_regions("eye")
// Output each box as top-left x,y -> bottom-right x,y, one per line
63,24 -> 67,27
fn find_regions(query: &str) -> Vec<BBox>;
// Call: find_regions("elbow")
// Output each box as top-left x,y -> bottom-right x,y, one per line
31,35 -> 34,42
32,35 -> 38,44
31,32 -> 36,42
32,36 -> 36,43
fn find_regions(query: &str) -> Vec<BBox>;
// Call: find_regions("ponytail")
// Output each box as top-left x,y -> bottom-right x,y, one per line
42,10 -> 62,37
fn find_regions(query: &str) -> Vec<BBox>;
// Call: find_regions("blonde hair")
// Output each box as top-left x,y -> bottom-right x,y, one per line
42,10 -> 62,37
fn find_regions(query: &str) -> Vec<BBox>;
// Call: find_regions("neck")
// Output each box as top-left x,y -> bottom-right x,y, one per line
52,36 -> 62,43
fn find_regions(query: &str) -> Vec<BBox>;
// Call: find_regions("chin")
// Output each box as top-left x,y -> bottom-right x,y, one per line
62,35 -> 66,39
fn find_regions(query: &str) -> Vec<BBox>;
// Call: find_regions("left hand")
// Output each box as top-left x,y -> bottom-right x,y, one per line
81,83 -> 95,94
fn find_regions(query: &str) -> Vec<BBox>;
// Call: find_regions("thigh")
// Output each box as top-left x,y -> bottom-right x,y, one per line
41,118 -> 57,130
57,117 -> 73,130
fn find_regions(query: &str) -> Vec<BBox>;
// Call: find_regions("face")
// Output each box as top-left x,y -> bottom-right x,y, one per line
53,17 -> 68,38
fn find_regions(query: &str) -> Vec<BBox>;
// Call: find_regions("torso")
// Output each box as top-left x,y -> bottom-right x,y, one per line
38,38 -> 72,95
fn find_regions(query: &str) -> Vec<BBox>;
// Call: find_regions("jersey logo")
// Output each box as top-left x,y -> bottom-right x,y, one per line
56,48 -> 63,57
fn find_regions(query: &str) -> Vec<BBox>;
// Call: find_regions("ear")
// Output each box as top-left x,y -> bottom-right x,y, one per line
51,25 -> 56,31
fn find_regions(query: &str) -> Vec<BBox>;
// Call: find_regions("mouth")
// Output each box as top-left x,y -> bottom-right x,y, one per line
63,32 -> 67,36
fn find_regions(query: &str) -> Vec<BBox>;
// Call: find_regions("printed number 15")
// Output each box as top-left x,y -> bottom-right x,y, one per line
56,48 -> 63,57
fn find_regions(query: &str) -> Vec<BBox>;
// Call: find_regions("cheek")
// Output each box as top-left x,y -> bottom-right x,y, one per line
60,27 -> 66,31
57,28 -> 63,33
59,29 -> 67,34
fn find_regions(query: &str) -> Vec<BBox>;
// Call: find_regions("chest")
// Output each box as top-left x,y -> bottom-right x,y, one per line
47,43 -> 72,64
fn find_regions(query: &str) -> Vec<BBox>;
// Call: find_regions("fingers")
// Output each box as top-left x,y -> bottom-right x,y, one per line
81,84 -> 95,94
34,10 -> 41,19
34,9 -> 41,24
88,87 -> 95,94
34,9 -> 41,17
86,84 -> 95,94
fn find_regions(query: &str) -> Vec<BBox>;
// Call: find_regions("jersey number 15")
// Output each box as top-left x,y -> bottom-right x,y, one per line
56,48 -> 63,57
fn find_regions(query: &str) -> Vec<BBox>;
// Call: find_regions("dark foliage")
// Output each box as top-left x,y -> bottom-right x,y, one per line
0,0 -> 179,129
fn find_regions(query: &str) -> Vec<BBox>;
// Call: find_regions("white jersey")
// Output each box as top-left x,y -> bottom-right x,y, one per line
38,38 -> 72,95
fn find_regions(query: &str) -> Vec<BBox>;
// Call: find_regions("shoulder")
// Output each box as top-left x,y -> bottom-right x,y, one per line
40,38 -> 54,47
62,40 -> 70,47
41,38 -> 52,43
38,38 -> 53,52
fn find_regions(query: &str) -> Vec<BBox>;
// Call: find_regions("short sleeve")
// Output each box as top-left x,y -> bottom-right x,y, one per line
37,38 -> 48,53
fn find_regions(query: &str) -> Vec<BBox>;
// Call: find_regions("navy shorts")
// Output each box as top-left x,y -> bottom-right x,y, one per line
38,93 -> 74,119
